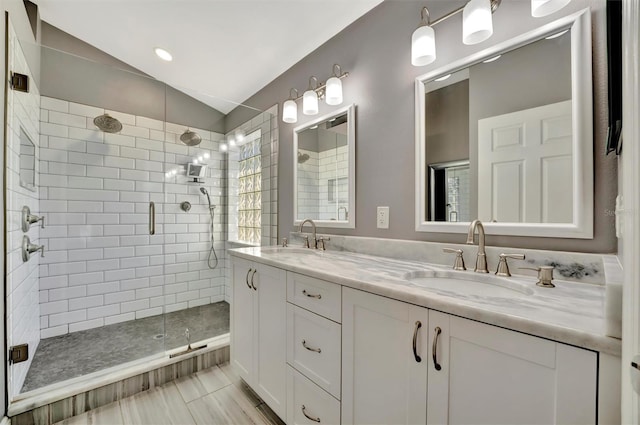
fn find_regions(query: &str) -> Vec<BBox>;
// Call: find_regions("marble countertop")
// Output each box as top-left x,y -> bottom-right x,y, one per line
230,246 -> 621,356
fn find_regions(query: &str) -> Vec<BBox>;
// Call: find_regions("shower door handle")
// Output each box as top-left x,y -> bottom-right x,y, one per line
149,202 -> 155,235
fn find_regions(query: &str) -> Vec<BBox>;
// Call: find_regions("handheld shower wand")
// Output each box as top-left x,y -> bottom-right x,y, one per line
199,188 -> 218,269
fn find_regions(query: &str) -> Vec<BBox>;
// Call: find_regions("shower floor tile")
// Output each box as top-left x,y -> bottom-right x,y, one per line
21,302 -> 230,393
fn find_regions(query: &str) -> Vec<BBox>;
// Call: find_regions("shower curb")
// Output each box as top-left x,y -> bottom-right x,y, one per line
9,343 -> 230,425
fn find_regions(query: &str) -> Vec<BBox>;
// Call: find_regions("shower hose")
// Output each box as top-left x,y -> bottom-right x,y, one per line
207,206 -> 219,269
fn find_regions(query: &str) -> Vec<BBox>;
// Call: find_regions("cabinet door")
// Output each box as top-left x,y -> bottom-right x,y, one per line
427,311 -> 597,425
342,288 -> 429,425
231,258 -> 254,384
254,263 -> 288,419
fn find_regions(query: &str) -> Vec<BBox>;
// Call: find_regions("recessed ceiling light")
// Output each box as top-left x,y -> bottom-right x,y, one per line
483,55 -> 502,63
154,47 -> 173,61
435,74 -> 451,82
545,29 -> 569,40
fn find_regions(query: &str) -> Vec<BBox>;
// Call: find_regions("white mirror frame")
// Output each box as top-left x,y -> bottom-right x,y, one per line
415,9 -> 593,238
293,103 -> 356,229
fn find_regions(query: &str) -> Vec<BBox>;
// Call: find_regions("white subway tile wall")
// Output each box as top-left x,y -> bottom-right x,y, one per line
6,22 -> 42,398
38,96 -> 227,339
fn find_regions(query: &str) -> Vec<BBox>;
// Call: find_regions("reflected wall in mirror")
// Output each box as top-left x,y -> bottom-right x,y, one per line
294,104 -> 356,228
19,127 -> 36,191
415,10 -> 593,238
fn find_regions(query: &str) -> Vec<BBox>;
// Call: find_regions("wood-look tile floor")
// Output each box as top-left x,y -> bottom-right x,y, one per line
54,363 -> 285,425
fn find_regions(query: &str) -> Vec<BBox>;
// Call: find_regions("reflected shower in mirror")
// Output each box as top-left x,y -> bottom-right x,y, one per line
294,104 -> 356,228
416,10 -> 593,238
19,127 -> 36,191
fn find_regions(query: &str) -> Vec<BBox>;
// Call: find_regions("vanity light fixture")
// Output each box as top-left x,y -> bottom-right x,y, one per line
154,47 -> 173,61
325,65 -> 344,105
303,76 -> 320,116
411,0 -> 501,67
531,0 -> 571,17
283,89 -> 299,123
280,64 -> 350,123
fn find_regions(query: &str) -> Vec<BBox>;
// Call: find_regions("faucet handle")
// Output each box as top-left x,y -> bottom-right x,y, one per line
282,238 -> 288,247
495,253 -> 525,277
442,248 -> 466,271
303,235 -> 310,249
519,265 -> 555,288
317,236 -> 329,251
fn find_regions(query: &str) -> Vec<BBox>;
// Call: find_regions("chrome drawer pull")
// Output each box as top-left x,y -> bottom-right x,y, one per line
302,340 -> 321,353
432,326 -> 442,371
301,405 -> 321,423
412,321 -> 422,363
302,290 -> 321,299
250,269 -> 257,290
245,269 -> 252,289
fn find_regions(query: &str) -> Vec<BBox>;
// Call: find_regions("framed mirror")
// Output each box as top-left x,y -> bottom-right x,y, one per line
293,104 -> 356,228
19,127 -> 36,192
415,10 -> 593,238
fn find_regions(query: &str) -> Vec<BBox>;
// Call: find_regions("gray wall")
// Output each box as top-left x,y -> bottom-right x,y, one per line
425,80 -> 469,165
227,0 -> 615,253
40,23 -> 226,133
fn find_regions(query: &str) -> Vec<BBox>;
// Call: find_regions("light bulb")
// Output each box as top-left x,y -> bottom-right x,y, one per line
411,25 -> 436,66
203,152 -> 210,159
303,90 -> 319,115
170,169 -> 177,175
531,0 -> 571,17
198,155 -> 204,162
283,99 -> 298,123
463,0 -> 493,45
193,159 -> 199,165
325,77 -> 343,106
229,138 -> 236,147
236,132 -> 245,144
220,144 -> 228,152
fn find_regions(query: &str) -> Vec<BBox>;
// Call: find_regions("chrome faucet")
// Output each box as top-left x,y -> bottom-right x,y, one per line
466,219 -> 489,273
299,219 -> 317,249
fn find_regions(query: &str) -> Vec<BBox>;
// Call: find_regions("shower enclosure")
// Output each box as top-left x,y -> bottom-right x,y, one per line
4,20 -> 276,407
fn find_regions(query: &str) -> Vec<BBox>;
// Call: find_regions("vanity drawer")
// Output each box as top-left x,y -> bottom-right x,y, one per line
287,303 -> 341,399
287,365 -> 341,425
287,272 -> 341,322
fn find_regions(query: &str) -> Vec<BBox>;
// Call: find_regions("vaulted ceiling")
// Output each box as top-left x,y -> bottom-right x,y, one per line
35,0 -> 383,113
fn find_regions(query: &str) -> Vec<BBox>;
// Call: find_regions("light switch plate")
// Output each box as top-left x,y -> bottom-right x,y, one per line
377,206 -> 389,229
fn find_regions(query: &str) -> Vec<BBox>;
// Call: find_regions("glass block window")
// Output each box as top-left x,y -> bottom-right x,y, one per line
237,130 -> 262,244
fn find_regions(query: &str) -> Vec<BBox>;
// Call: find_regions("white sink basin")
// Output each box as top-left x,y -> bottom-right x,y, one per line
402,270 -> 534,298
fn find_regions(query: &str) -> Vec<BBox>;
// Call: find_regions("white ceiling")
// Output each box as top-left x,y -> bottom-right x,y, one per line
35,0 -> 383,114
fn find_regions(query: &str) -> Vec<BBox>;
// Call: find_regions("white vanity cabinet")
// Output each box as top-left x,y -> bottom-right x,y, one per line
427,310 -> 598,425
231,258 -> 287,420
342,287 -> 430,425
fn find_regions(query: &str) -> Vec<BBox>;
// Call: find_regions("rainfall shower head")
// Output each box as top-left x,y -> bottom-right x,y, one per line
180,129 -> 202,146
93,114 -> 122,133
297,151 -> 310,164
200,187 -> 212,208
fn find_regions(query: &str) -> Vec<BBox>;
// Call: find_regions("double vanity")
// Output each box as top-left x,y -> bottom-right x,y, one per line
230,231 -> 621,425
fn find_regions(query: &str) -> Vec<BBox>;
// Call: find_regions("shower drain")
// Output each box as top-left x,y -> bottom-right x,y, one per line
152,334 -> 165,340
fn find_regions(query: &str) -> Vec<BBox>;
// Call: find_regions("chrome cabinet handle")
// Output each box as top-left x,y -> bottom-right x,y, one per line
301,405 -> 320,423
245,268 -> 252,289
432,326 -> 442,371
149,202 -> 155,235
302,289 -> 321,299
412,321 -> 422,363
250,269 -> 257,290
302,340 -> 321,353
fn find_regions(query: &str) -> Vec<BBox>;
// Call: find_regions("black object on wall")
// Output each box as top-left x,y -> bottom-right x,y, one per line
605,0 -> 622,155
